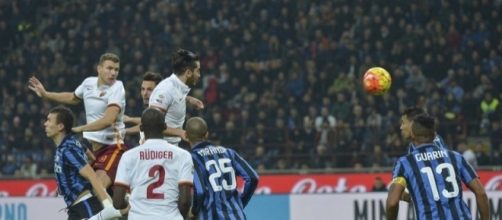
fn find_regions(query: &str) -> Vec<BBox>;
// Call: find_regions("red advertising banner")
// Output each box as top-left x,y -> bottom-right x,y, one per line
250,171 -> 502,194
0,179 -> 57,197
1,171 -> 501,196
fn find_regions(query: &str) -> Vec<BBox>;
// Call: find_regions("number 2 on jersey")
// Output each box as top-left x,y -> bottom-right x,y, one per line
205,158 -> 236,192
147,165 -> 165,199
420,163 -> 460,201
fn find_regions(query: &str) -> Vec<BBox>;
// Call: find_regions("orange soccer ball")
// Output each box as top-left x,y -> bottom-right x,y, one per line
362,67 -> 392,95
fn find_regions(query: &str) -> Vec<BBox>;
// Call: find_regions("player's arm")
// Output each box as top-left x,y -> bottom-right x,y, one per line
112,153 -> 130,210
178,184 -> 192,219
80,164 -> 128,219
459,155 -> 489,220
467,178 -> 489,220
186,95 -> 204,109
177,153 -> 194,218
72,105 -> 120,133
123,115 -> 141,125
149,105 -> 188,140
79,164 -> 112,202
386,180 -> 405,220
125,124 -> 141,135
232,151 -> 259,207
28,76 -> 81,105
112,184 -> 128,209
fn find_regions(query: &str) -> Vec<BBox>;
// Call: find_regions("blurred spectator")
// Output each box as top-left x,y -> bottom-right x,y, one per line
458,142 -> 478,169
19,156 -> 38,178
371,177 -> 387,192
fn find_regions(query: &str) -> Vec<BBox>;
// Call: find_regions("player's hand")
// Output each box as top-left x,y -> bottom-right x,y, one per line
87,199 -> 122,220
119,204 -> 130,216
187,96 -> 204,110
28,76 -> 47,98
179,129 -> 189,142
123,115 -> 132,123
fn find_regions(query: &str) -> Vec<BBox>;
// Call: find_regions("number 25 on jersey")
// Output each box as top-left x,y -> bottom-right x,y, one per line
205,158 -> 236,192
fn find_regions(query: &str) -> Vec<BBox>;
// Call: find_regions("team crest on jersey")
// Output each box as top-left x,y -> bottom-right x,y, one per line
98,155 -> 108,162
156,94 -> 164,103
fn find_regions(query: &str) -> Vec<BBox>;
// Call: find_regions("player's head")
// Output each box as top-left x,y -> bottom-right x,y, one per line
97,53 -> 120,86
400,107 -> 426,139
171,49 -> 200,88
140,108 -> 167,139
45,106 -> 75,139
141,72 -> 162,106
410,114 -> 436,144
186,117 -> 208,144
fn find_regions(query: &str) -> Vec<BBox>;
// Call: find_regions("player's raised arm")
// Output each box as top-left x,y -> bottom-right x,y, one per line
28,76 -> 81,105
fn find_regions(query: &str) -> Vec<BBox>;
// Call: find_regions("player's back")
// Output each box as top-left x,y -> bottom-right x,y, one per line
191,141 -> 258,220
397,144 -> 476,220
117,139 -> 193,220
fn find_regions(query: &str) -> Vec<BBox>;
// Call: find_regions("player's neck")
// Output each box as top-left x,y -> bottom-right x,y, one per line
53,133 -> 66,146
145,134 -> 163,140
176,74 -> 188,85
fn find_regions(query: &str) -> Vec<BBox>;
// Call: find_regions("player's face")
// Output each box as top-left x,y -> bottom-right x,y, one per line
400,115 -> 412,139
97,60 -> 120,86
44,113 -> 62,138
141,80 -> 157,106
186,61 -> 201,88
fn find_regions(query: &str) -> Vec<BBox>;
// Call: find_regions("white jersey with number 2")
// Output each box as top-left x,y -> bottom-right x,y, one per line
115,139 -> 193,220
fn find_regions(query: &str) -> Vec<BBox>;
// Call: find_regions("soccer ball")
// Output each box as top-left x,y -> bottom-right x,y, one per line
362,67 -> 392,95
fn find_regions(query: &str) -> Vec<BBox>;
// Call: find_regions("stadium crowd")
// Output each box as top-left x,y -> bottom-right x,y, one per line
1,0 -> 502,177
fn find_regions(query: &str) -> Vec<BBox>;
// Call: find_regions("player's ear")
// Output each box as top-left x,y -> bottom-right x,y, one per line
139,125 -> 144,131
204,131 -> 209,139
57,123 -> 65,132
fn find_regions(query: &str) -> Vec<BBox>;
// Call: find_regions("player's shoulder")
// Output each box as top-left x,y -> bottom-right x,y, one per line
81,76 -> 98,85
111,80 -> 124,88
60,136 -> 84,151
446,149 -> 462,158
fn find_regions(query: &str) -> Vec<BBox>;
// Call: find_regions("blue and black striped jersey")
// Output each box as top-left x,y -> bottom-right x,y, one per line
54,135 -> 91,207
393,144 -> 478,220
191,141 -> 259,220
408,134 -> 448,154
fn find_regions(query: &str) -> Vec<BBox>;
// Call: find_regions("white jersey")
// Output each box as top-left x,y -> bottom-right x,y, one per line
74,77 -> 126,145
148,74 -> 190,145
115,139 -> 193,220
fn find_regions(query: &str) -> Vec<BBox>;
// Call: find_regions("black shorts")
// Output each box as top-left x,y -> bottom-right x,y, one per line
67,196 -> 103,220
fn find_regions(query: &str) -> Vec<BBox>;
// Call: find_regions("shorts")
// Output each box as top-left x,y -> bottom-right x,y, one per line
67,196 -> 102,220
92,143 -> 128,183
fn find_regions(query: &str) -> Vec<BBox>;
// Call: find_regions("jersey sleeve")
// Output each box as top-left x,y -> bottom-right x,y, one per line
178,152 -> 194,185
391,159 -> 407,187
148,86 -> 173,111
108,81 -> 126,110
63,146 -> 88,171
74,78 -> 87,99
458,154 -> 478,184
230,149 -> 259,207
114,152 -> 131,187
